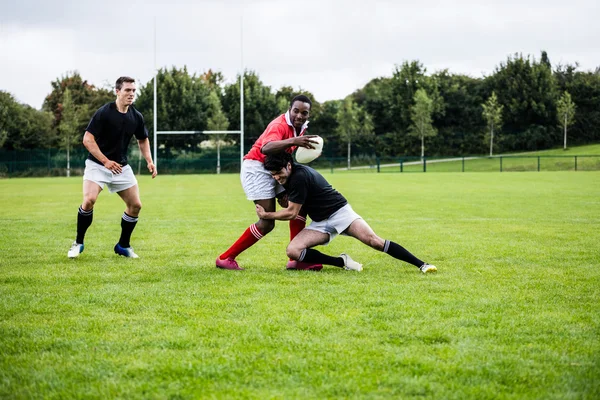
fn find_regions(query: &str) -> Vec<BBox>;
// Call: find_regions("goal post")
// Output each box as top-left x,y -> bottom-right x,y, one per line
152,73 -> 245,171
151,17 -> 245,170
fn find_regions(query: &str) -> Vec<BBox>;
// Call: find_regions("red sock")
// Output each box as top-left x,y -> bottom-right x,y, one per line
289,214 -> 306,241
219,224 -> 264,260
288,213 -> 307,261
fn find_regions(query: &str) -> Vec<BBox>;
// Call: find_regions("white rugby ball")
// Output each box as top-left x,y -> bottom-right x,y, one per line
295,136 -> 323,164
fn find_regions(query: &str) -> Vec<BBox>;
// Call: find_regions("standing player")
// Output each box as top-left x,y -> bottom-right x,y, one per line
256,152 -> 438,273
216,95 -> 320,270
67,76 -> 157,259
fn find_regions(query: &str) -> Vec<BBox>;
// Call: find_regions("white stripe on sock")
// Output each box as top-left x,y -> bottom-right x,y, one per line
122,213 -> 138,223
384,240 -> 390,253
299,249 -> 307,262
78,207 -> 93,215
250,224 -> 263,240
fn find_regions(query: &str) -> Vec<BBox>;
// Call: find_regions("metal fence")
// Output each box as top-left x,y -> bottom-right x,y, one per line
1,150 -> 599,177
320,155 -> 600,173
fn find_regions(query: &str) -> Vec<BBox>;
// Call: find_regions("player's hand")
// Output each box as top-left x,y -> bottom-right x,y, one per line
277,193 -> 289,208
147,162 -> 157,178
295,135 -> 319,149
255,204 -> 267,219
104,160 -> 122,174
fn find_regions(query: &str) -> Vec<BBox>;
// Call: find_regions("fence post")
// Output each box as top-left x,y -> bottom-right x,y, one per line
423,158 -> 427,173
575,156 -> 578,171
462,156 -> 465,172
538,156 -> 540,172
376,157 -> 380,173
500,156 -> 503,172
400,160 -> 403,173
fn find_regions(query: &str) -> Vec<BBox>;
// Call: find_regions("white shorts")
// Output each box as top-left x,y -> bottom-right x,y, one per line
83,159 -> 138,193
305,204 -> 362,245
241,159 -> 285,201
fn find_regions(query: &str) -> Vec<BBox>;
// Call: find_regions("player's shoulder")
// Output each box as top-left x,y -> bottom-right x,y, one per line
266,114 -> 288,129
293,163 -> 315,178
95,101 -> 113,113
129,105 -> 145,119
92,102 -> 114,119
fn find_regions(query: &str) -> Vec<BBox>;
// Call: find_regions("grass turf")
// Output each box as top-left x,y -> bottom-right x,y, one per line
1,170 -> 599,399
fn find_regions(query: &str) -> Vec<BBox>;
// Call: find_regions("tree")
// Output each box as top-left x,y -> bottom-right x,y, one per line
0,93 -> 9,148
58,89 -> 88,176
43,71 -> 113,140
408,89 -> 437,159
222,71 -> 279,155
486,52 -> 557,151
335,97 -> 374,169
482,92 -> 504,156
556,91 -> 576,150
429,70 -> 487,156
555,65 -> 600,146
0,91 -> 55,150
206,90 -> 230,174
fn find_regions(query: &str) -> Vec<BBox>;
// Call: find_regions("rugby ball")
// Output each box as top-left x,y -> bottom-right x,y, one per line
295,136 -> 323,164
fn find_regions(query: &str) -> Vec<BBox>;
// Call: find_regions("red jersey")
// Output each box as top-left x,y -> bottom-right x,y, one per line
244,111 -> 308,163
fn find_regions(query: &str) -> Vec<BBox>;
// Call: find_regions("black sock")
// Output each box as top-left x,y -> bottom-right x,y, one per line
76,206 -> 93,244
118,212 -> 138,248
299,248 -> 345,268
383,240 -> 424,267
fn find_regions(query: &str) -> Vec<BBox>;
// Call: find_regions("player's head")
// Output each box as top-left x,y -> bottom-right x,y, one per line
289,95 -> 311,130
265,152 -> 294,185
115,76 -> 136,105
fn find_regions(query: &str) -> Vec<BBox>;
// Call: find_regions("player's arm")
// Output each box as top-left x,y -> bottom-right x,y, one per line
83,131 -> 122,174
137,138 -> 157,178
261,135 -> 319,155
256,201 -> 302,221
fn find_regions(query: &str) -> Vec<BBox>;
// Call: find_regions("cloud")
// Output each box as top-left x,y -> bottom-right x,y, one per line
1,0 -> 599,108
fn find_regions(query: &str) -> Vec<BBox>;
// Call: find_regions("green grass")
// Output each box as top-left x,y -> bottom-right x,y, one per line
1,171 -> 600,399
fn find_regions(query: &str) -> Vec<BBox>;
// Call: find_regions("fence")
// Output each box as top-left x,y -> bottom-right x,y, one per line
320,155 -> 600,173
1,150 -> 599,177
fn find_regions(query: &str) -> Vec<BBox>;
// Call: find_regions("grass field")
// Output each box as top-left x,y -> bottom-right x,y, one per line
1,170 -> 599,398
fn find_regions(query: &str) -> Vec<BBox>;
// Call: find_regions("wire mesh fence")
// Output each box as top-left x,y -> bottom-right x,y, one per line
1,149 -> 599,177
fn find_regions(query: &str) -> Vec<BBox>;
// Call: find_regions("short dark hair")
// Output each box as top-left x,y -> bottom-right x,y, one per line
289,94 -> 312,109
264,152 -> 294,172
116,76 -> 135,90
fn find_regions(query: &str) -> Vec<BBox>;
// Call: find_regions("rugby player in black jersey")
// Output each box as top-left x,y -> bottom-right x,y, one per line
68,76 -> 157,259
256,152 -> 437,273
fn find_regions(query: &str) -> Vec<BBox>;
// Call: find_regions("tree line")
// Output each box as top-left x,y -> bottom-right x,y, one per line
1,51 -> 599,162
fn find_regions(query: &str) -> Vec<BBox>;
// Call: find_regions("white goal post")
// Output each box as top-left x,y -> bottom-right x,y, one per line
151,17 -> 245,170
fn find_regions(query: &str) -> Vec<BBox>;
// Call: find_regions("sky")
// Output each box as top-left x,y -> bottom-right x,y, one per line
1,0 -> 599,109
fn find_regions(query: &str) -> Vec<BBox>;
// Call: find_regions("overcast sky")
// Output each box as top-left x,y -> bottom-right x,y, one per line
1,0 -> 599,109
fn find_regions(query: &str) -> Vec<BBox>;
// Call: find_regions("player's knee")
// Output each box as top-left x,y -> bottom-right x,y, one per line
286,245 -> 302,260
256,219 -> 275,235
133,201 -> 142,213
82,195 -> 97,209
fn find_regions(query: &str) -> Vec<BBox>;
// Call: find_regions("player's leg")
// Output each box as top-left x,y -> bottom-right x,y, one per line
286,228 -> 361,271
344,219 -> 436,273
115,184 -> 142,258
68,172 -> 103,258
285,206 -> 323,270
216,160 -> 280,270
216,197 -> 276,270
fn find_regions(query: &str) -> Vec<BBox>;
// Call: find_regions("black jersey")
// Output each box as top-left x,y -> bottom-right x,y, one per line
284,164 -> 348,222
85,102 -> 148,166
